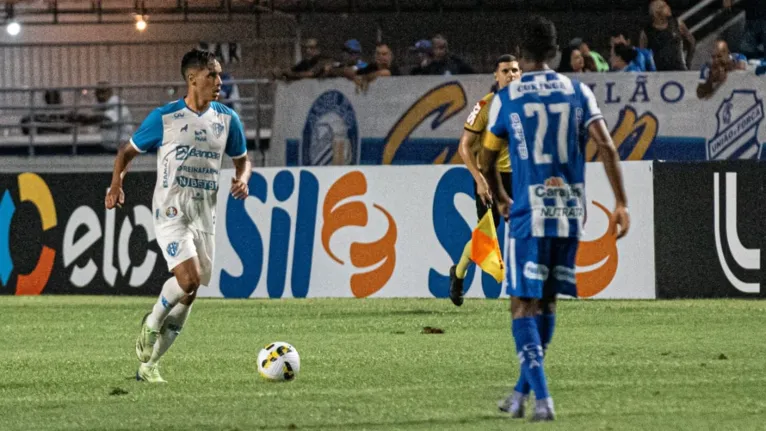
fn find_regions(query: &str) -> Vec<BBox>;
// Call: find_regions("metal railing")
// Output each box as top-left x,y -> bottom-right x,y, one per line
0,79 -> 274,159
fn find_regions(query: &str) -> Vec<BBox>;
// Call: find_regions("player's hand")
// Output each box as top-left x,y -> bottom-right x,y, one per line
723,0 -> 732,10
610,205 -> 630,239
475,176 -> 492,205
497,196 -> 512,221
230,177 -> 249,200
105,185 -> 124,209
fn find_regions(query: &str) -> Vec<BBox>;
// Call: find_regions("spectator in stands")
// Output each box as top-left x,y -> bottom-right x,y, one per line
696,40 -> 748,100
219,72 -> 242,113
640,0 -> 695,71
610,43 -> 642,72
20,89 -> 73,136
420,34 -> 474,75
271,38 -> 330,81
557,46 -> 596,73
611,32 -> 657,72
321,39 -> 368,79
569,38 -> 609,72
408,39 -> 434,75
73,82 -> 133,152
352,42 -> 401,93
724,0 -> 766,59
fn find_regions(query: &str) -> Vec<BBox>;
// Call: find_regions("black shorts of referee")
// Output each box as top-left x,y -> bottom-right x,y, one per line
474,172 -> 512,229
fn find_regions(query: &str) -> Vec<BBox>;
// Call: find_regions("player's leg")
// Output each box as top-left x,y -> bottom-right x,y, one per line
145,230 -> 212,370
449,179 -> 492,306
509,238 -> 554,420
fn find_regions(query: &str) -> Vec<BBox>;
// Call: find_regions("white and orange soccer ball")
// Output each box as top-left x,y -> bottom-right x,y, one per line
257,342 -> 301,382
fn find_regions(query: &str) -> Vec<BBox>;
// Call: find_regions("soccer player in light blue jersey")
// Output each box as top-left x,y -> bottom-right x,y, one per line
105,49 -> 252,383
481,16 -> 630,421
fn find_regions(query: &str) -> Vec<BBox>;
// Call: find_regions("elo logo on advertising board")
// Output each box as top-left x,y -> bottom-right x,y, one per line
219,169 -> 397,298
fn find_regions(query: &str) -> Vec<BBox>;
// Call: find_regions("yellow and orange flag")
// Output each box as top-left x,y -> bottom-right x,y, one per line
470,209 -> 505,283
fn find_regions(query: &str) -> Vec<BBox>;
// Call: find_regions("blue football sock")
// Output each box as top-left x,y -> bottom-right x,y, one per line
538,312 -> 556,350
512,316 -> 550,401
513,314 -> 555,395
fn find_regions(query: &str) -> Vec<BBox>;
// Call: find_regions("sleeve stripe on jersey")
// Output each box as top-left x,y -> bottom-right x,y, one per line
231,151 -> 248,159
463,126 -> 481,134
129,139 -> 146,154
583,114 -> 605,129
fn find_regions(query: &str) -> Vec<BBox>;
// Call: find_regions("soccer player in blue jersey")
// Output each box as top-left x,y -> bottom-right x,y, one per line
480,16 -> 630,421
105,49 -> 252,383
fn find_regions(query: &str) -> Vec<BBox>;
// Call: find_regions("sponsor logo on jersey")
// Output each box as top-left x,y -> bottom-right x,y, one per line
465,99 -> 486,126
167,242 -> 179,257
181,124 -> 189,133
175,145 -> 221,161
176,175 -> 218,191
177,165 -> 219,175
534,177 -> 584,200
173,112 -> 185,119
194,129 -> 208,142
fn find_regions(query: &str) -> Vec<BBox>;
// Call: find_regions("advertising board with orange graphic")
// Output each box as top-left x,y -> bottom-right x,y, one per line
206,161 -> 655,299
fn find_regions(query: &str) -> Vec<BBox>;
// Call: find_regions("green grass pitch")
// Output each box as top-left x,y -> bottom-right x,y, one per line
2,296 -> 766,430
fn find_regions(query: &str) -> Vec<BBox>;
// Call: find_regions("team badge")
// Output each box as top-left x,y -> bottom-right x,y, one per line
212,122 -> 225,139
167,242 -> 179,257
165,206 -> 178,218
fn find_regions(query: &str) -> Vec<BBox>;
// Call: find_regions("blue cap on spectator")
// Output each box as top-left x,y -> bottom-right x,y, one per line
409,39 -> 433,53
344,39 -> 362,54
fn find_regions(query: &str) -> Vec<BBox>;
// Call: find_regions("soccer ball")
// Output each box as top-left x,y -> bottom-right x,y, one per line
257,342 -> 300,382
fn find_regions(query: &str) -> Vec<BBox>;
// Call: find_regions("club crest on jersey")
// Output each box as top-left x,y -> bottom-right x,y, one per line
194,129 -> 208,142
707,89 -> 763,160
167,242 -> 179,257
165,206 -> 178,218
212,122 -> 225,139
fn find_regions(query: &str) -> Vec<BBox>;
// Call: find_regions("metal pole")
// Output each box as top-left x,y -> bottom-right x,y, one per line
117,85 -> 124,152
254,80 -> 262,167
72,89 -> 80,155
28,90 -> 36,157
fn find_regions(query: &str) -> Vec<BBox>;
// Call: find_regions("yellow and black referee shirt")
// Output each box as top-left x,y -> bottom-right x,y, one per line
463,92 -> 511,173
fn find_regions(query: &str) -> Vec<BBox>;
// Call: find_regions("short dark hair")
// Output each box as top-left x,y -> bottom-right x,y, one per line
520,16 -> 558,63
181,48 -> 217,80
495,54 -> 517,70
613,43 -> 638,64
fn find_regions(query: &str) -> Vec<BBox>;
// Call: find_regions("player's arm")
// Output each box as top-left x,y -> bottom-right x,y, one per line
479,94 -> 511,218
589,119 -> 629,238
226,111 -> 251,200
105,109 -> 162,209
460,98 -> 492,203
580,82 -> 629,237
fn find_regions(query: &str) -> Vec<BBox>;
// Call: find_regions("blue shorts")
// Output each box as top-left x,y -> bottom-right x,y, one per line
504,237 -> 579,299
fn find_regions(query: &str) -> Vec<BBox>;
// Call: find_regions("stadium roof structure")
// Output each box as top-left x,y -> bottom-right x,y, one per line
0,0 -> 705,23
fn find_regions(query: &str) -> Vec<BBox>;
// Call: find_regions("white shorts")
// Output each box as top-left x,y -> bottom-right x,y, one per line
155,223 -> 215,286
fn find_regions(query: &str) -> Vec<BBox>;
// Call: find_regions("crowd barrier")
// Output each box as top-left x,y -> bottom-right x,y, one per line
268,72 -> 766,167
1,160 -> 762,299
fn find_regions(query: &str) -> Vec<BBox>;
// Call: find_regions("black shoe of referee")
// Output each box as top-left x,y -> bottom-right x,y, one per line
449,265 -> 464,307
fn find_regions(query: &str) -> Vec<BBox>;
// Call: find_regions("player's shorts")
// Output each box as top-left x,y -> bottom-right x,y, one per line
504,237 -> 579,299
474,171 -> 512,228
155,222 -> 215,286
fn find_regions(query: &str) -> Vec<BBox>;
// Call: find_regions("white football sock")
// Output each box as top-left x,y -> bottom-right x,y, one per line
147,303 -> 192,367
145,278 -> 186,331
